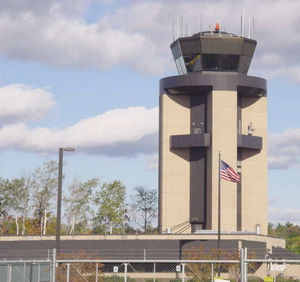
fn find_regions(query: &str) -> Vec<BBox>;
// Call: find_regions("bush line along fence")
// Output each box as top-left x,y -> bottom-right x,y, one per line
1,248 -> 300,281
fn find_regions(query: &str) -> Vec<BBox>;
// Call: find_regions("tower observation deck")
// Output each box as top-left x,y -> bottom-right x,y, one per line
171,30 -> 256,75
159,26 -> 268,234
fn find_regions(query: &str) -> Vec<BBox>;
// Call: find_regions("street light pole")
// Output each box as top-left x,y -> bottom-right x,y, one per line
55,147 -> 75,253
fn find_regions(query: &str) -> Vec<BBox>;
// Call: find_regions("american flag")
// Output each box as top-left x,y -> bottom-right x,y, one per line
220,160 -> 240,183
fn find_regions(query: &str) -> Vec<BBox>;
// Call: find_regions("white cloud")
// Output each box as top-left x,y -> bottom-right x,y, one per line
0,84 -> 298,166
259,54 -> 284,66
0,84 -> 55,124
146,154 -> 158,171
0,0 -> 89,16
0,1 -> 168,75
0,81 -> 298,166
268,156 -> 298,170
268,128 -> 300,169
0,106 -> 158,156
0,0 -> 299,80
269,66 -> 300,84
269,207 -> 300,225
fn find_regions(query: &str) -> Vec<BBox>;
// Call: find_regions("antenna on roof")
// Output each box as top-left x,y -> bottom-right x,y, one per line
248,15 -> 251,38
172,21 -> 175,41
176,15 -> 180,39
241,10 -> 245,37
200,9 -> 203,32
180,15 -> 183,37
252,17 -> 255,38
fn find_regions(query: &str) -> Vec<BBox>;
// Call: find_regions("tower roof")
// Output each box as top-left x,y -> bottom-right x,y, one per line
171,31 -> 257,75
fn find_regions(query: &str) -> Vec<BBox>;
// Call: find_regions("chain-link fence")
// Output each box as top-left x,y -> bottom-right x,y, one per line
246,260 -> 300,281
1,248 -> 300,281
54,261 -> 241,281
0,261 -> 51,282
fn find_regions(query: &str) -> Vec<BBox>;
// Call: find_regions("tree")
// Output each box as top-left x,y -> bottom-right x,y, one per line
32,161 -> 58,235
20,173 -> 34,235
93,180 -> 126,234
268,223 -> 274,236
6,174 -> 34,235
64,178 -> 99,234
0,178 -> 10,217
130,186 -> 158,233
268,222 -> 300,254
0,177 -> 12,235
0,177 -> 30,235
5,178 -> 26,235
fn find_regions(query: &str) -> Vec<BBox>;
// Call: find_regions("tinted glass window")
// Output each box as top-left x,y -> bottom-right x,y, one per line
175,56 -> 187,75
202,54 -> 239,71
184,54 -> 202,72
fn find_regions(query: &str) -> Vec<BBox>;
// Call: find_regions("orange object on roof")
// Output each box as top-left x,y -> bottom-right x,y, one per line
215,23 -> 220,31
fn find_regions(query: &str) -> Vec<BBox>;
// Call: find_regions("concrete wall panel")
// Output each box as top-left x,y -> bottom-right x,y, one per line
241,95 -> 268,234
208,90 -> 238,232
159,93 -> 191,233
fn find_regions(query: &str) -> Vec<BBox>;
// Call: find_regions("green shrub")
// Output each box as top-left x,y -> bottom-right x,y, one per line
276,278 -> 300,282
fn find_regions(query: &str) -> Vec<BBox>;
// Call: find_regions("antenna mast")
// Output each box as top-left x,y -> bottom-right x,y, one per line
200,9 -> 203,32
248,16 -> 251,38
176,15 -> 180,39
241,11 -> 245,37
180,15 -> 183,37
172,21 -> 175,41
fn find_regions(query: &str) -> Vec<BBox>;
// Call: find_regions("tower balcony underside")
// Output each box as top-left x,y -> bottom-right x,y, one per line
171,133 -> 211,148
160,72 -> 266,97
171,133 -> 262,150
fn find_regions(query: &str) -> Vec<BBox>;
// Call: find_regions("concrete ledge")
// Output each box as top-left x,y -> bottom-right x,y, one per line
0,234 -> 285,247
238,134 -> 262,150
170,133 -> 211,148
160,72 -> 267,96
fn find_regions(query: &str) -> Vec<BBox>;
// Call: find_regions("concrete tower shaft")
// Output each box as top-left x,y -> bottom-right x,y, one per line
159,31 -> 268,235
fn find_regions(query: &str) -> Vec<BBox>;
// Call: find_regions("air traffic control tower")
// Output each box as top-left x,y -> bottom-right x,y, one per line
159,26 -> 268,235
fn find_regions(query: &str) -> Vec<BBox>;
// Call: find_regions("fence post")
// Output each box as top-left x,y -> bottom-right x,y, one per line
23,262 -> 26,282
7,265 -> 12,282
96,263 -> 99,282
124,263 -> 128,282
240,248 -> 245,282
66,263 -> 70,282
38,263 -> 41,282
52,248 -> 56,282
153,262 -> 156,282
244,248 -> 248,282
181,263 -> 185,282
211,263 -> 214,282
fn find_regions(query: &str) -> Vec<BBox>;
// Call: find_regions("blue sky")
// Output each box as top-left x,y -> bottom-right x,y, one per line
0,0 -> 299,225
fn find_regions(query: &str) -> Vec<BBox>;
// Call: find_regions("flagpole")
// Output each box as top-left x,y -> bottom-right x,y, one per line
217,151 -> 221,275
